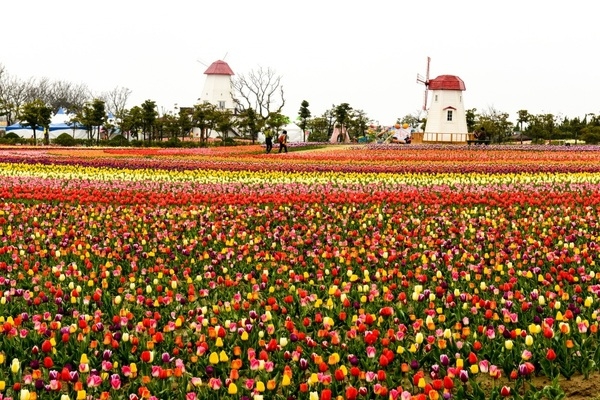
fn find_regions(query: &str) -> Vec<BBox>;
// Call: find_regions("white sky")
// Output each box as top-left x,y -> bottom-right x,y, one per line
3,1 -> 598,125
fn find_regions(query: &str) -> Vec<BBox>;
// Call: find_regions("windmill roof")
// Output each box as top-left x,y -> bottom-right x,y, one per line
204,60 -> 234,75
428,75 -> 465,90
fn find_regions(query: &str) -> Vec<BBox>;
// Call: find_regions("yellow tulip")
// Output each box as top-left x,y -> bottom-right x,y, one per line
11,358 -> 20,374
219,351 -> 229,362
227,383 -> 237,394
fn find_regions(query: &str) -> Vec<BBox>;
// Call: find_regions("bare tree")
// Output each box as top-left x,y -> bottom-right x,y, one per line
232,67 -> 285,124
26,76 -> 52,105
0,64 -> 7,120
46,80 -> 90,112
0,74 -> 33,125
100,86 -> 132,120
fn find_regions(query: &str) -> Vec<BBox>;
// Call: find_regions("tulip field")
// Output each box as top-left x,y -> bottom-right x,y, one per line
2,144 -> 600,400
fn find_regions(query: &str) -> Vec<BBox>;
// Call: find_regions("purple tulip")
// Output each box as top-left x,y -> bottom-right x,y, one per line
299,358 -> 308,370
440,354 -> 450,366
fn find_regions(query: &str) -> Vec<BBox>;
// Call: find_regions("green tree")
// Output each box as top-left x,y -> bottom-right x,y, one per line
305,115 -> 329,142
121,106 -> 143,141
177,108 -> 194,141
74,99 -> 107,144
559,116 -> 586,143
191,102 -> 220,143
465,108 -> 478,133
516,110 -> 530,144
476,107 -> 513,143
332,103 -> 352,142
90,99 -> 107,145
347,109 -> 369,141
266,112 -> 289,137
140,100 -> 158,143
580,125 -> 600,144
524,113 -> 557,143
214,109 -> 235,141
398,111 -> 423,132
236,108 -> 263,143
298,100 -> 311,142
18,99 -> 52,145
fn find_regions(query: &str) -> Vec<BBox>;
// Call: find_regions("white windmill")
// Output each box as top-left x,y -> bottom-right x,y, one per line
417,57 -> 469,143
191,57 -> 238,139
197,57 -> 236,112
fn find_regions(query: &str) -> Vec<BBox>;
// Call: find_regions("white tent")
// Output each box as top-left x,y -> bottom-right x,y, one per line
5,123 -> 45,138
6,108 -> 88,140
257,122 -> 306,144
48,108 -> 88,139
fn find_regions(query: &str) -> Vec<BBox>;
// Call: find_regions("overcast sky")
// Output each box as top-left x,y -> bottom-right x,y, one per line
3,1 -> 598,125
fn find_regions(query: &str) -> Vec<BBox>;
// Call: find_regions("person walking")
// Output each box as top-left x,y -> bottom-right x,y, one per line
264,129 -> 274,153
278,130 -> 288,153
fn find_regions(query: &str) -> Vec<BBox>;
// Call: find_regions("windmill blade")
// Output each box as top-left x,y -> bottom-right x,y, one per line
417,56 -> 431,110
196,59 -> 208,67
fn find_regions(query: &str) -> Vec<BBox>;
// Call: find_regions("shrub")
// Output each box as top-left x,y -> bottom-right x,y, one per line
3,132 -> 21,140
160,137 -> 182,148
53,133 -> 77,147
108,135 -> 130,147
219,137 -> 236,146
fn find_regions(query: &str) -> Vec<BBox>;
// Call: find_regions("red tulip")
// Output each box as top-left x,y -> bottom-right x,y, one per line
443,376 -> 454,390
43,356 -> 54,368
41,340 -> 53,353
468,351 -> 478,364
379,307 -> 394,317
141,351 -> 152,363
546,348 -> 557,361
346,386 -> 358,400
379,354 -> 389,367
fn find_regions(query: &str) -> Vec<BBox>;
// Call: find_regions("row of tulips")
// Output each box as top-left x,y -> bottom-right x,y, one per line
1,146 -> 600,399
2,160 -> 600,207
5,145 -> 600,174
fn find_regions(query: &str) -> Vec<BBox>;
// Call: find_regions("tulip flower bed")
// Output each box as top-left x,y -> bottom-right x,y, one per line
1,145 -> 600,400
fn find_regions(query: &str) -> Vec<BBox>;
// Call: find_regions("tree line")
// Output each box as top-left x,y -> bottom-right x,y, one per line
3,62 -> 600,145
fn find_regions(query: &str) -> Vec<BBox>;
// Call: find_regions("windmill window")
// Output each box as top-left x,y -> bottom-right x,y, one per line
447,110 -> 453,121
435,95 -> 438,102
218,101 -> 225,109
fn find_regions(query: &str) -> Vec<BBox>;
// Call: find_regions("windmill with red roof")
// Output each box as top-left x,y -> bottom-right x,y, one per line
417,57 -> 469,143
199,59 -> 236,113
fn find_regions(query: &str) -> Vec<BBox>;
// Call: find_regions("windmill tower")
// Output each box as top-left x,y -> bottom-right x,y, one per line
198,59 -> 236,112
417,57 -> 468,143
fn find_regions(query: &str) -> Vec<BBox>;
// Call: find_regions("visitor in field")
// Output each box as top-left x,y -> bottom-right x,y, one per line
264,129 -> 274,153
278,130 -> 288,153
